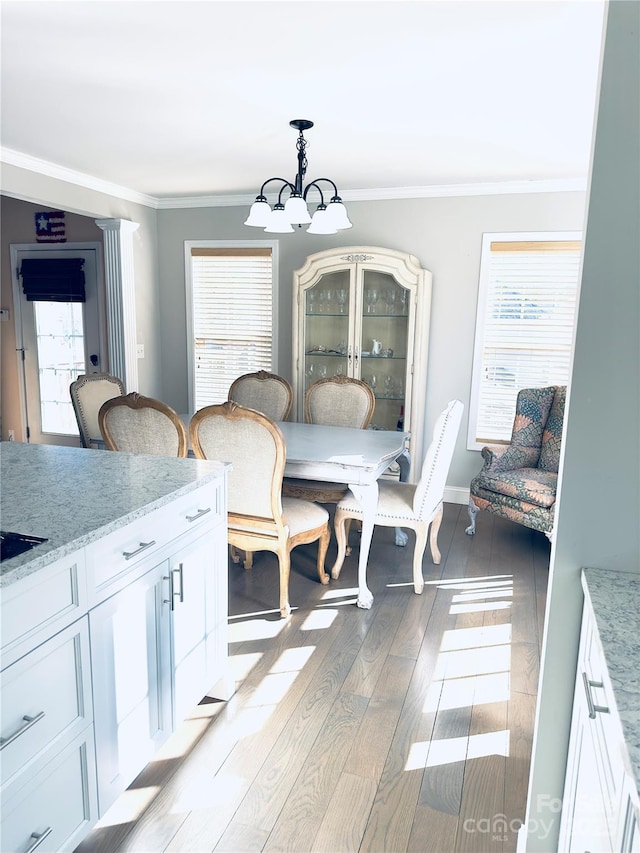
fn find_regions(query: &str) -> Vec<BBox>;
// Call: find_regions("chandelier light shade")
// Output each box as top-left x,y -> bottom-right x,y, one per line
244,119 -> 352,235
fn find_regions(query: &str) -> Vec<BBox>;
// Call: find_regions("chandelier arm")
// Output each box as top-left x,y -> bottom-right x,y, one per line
277,182 -> 297,206
306,177 -> 341,200
302,181 -> 326,206
258,177 -> 295,198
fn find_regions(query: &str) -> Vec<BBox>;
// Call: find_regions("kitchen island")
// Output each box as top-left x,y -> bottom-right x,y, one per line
0,442 -> 230,852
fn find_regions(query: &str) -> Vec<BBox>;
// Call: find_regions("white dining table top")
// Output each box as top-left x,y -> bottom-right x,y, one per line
276,421 -> 408,472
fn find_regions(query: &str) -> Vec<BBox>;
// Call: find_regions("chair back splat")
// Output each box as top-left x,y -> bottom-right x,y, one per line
333,400 -> 464,595
190,401 -> 330,617
228,370 -> 293,422
70,372 -> 125,448
98,392 -> 188,457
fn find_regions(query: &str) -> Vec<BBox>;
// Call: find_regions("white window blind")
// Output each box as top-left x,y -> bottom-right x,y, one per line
468,232 -> 582,449
189,246 -> 273,409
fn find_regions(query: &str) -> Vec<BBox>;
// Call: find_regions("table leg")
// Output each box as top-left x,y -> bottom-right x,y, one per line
349,481 -> 378,609
395,448 -> 411,546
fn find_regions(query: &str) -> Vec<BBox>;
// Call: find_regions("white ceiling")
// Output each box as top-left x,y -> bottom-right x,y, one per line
0,1 -> 606,205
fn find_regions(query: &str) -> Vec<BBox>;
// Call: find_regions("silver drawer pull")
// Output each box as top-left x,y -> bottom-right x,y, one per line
25,828 -> 52,853
0,711 -> 45,749
582,672 -> 610,719
186,507 -> 211,522
122,540 -> 156,560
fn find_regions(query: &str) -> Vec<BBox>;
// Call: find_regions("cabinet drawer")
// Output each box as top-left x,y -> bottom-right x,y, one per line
1,619 -> 92,786
162,481 -> 224,543
0,728 -> 98,853
1,551 -> 87,669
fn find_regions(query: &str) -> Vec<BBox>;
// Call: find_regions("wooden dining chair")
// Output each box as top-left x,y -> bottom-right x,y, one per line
70,372 -> 125,448
282,375 -> 375,505
98,392 -> 188,457
333,399 -> 464,593
228,370 -> 293,422
190,401 -> 330,617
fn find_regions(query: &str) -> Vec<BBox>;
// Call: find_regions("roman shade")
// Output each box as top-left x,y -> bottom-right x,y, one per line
20,258 -> 86,302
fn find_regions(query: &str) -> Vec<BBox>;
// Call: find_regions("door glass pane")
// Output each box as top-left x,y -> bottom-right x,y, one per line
34,301 -> 85,434
304,272 -> 350,390
361,271 -> 409,430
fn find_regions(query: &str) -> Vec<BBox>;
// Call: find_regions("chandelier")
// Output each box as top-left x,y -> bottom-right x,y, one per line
244,119 -> 352,235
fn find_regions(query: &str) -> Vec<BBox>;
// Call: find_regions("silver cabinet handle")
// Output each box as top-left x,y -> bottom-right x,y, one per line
122,540 -> 156,560
0,711 -> 45,749
186,507 -> 211,522
164,564 -> 184,611
24,828 -> 52,853
582,671 -> 610,719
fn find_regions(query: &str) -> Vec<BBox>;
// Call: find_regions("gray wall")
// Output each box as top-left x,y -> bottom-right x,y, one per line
156,191 -> 586,491
525,1 -> 640,848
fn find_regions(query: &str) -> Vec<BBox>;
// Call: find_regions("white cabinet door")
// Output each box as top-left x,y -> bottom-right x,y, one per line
90,562 -> 172,815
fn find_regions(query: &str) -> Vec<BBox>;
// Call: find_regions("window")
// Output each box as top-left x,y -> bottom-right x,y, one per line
185,242 -> 277,410
467,232 -> 582,449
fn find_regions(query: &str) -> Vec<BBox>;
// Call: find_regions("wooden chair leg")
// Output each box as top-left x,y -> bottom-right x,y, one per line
278,551 -> 292,618
429,506 -> 444,564
316,524 -> 330,584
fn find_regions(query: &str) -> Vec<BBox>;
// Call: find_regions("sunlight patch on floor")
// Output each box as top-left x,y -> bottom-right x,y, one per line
172,771 -> 246,813
300,608 -> 339,630
320,586 -> 360,600
452,588 -> 514,603
269,645 -> 315,674
405,729 -> 511,770
95,785 -> 161,827
433,643 -> 511,680
228,616 -> 288,643
228,651 -> 263,683
450,600 -> 512,614
440,623 -> 512,651
426,574 -> 512,588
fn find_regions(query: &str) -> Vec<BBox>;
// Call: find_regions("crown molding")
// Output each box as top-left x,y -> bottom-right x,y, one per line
1,148 -> 158,208
1,147 -> 587,211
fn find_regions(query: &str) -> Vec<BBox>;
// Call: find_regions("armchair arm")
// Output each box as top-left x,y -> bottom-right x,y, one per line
480,443 -> 540,473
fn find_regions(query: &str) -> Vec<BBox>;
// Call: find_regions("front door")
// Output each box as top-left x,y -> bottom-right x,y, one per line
11,243 -> 106,445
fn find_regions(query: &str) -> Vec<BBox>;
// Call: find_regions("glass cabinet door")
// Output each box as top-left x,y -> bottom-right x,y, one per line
360,271 -> 409,431
302,270 -> 351,393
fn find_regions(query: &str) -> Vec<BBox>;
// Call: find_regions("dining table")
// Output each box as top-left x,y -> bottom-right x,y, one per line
183,414 -> 410,609
277,421 -> 410,608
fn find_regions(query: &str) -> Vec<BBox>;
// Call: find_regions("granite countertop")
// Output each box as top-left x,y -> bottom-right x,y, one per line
582,567 -> 640,797
0,442 -> 228,587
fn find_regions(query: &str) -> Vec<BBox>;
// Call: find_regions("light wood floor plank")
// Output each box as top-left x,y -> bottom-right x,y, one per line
311,771 -> 378,853
263,691 -> 369,852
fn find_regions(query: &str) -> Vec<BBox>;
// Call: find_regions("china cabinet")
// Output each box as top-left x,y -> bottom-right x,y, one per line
293,246 -> 432,480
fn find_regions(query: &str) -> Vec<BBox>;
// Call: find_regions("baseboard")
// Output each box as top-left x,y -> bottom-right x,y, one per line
444,486 -> 470,505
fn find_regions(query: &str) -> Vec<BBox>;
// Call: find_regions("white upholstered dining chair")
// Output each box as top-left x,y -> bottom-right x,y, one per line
98,392 -> 188,457
333,399 -> 464,593
228,370 -> 294,422
70,372 -> 125,448
190,401 -> 330,618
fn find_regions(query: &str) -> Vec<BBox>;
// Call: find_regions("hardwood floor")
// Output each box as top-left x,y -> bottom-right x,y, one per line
75,504 -> 549,853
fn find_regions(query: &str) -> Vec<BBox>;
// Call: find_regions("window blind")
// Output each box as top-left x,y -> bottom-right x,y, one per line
469,235 -> 581,447
190,248 -> 273,409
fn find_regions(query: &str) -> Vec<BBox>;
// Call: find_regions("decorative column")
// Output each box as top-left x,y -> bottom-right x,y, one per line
95,218 -> 140,392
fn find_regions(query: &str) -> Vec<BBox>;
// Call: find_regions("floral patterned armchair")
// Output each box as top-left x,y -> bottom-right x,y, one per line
465,386 -> 566,540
